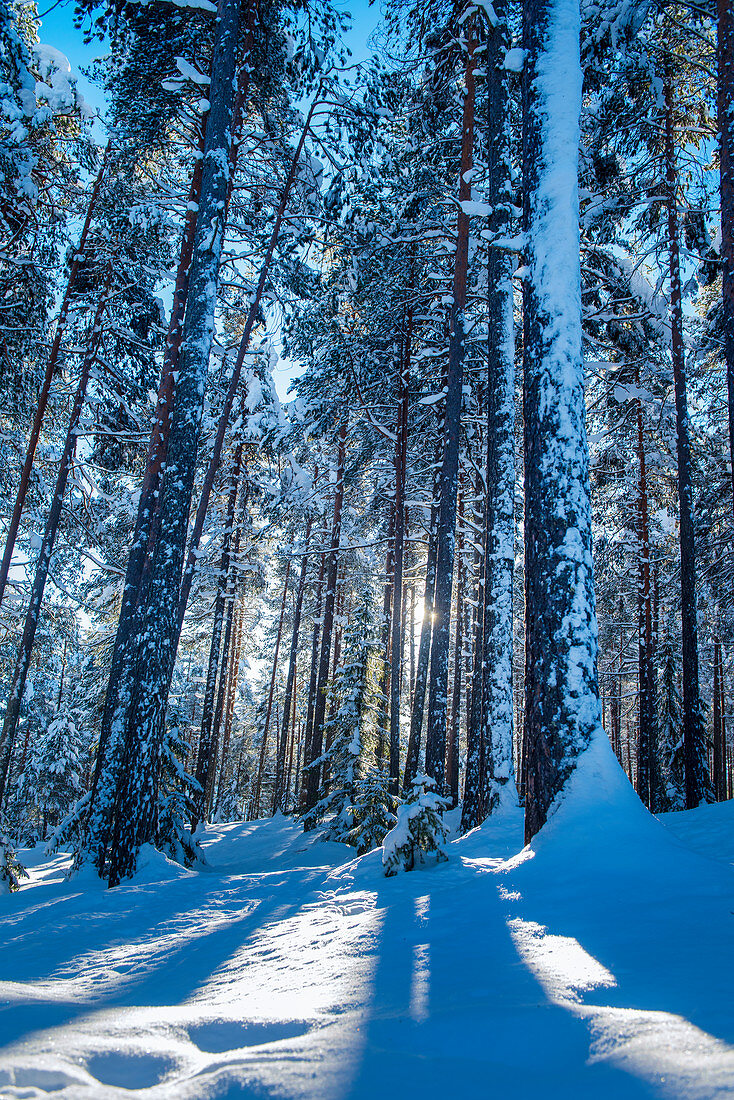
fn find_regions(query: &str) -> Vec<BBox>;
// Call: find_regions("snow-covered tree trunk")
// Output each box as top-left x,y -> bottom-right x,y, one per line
425,31 -> 477,793
719,0 -> 734,516
713,638 -> 726,801
522,0 -> 602,843
103,0 -> 242,885
463,469 -> 486,830
634,385 -> 657,810
446,488 -> 464,808
304,419 -> 347,818
174,89 -> 324,639
192,450 -> 245,829
389,327 -> 410,793
480,0 -> 517,818
662,76 -> 712,810
274,518 -> 312,812
0,280 -> 110,806
252,559 -> 291,818
86,122 -> 209,871
403,485 -> 439,794
300,534 -> 326,811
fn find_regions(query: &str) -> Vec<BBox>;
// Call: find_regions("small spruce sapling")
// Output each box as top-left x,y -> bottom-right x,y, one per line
345,769 -> 395,854
156,726 -> 204,867
382,774 -> 449,876
0,834 -> 27,892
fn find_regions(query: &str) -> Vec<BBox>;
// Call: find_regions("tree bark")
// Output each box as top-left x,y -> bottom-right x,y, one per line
273,518 -> 312,812
403,481 -> 439,793
251,559 -> 291,818
635,383 -> 657,809
304,418 -> 347,818
523,0 -> 602,843
192,451 -> 245,828
446,489 -> 464,807
104,0 -> 242,885
713,639 -> 726,800
299,528 -> 327,811
389,325 -> 410,792
718,0 -> 734,517
663,76 -> 712,809
425,32 -> 476,792
480,0 -> 517,817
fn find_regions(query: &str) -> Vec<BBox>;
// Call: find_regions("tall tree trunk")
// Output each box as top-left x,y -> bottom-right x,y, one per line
523,0 -> 602,843
84,112 -> 211,871
273,518 -> 312,812
214,599 -> 244,814
174,88 -> 324,638
663,76 -> 712,809
713,638 -> 726,800
389,326 -> 410,792
446,490 -> 464,807
206,555 -> 239,817
403,483 -> 439,793
192,451 -> 246,828
252,560 -> 291,818
299,529 -> 327,811
375,509 -> 395,767
635,385 -> 657,810
480,0 -> 517,817
104,0 -> 242,885
304,419 -> 347,818
463,469 -> 486,830
719,0 -> 734,516
0,147 -> 109,607
0,282 -> 110,803
425,30 -> 477,793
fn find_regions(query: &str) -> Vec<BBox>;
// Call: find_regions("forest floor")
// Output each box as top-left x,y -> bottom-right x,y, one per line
1,737 -> 734,1099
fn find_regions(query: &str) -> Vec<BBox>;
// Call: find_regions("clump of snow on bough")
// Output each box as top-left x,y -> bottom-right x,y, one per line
382,775 -> 449,876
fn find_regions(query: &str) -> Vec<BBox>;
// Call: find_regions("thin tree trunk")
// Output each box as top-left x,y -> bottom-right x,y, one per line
480,0 -> 517,816
252,559 -> 291,818
0,282 -> 110,803
304,418 -> 347,818
425,30 -> 476,793
718,0 -> 734,516
523,0 -> 602,843
273,518 -> 312,812
206,559 -> 239,817
376,509 -> 395,768
663,76 -> 712,809
0,147 -> 109,607
299,531 -> 327,812
446,490 -> 464,808
403,482 -> 439,793
192,452 -> 245,828
463,470 -> 486,830
635,384 -> 657,810
713,638 -> 726,800
389,325 -> 410,792
214,599 -> 244,815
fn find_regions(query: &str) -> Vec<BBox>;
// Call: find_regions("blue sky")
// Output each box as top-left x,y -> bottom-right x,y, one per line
39,0 -> 381,116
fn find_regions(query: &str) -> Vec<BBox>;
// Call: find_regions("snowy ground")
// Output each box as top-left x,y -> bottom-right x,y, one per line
1,738 -> 734,1099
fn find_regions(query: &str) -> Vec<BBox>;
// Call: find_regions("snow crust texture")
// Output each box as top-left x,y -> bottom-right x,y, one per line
1,788 -> 734,1098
